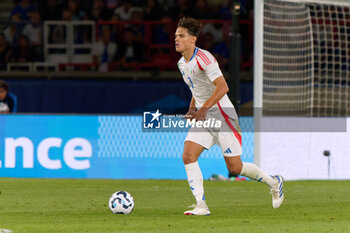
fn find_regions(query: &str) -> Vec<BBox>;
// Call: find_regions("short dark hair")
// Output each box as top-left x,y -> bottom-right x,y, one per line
0,80 -> 9,91
177,17 -> 202,37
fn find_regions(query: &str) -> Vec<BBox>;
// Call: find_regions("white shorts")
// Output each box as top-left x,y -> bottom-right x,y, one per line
185,115 -> 242,157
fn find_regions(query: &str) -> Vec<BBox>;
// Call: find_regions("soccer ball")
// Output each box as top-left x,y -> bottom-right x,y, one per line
109,191 -> 135,214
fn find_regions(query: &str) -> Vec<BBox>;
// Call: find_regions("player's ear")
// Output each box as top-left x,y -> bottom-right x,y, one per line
192,36 -> 197,44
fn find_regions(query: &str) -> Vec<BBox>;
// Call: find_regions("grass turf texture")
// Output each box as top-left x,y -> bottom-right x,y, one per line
1,179 -> 349,233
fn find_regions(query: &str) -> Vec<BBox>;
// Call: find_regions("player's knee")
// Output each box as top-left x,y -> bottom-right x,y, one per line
227,164 -> 242,175
182,152 -> 196,164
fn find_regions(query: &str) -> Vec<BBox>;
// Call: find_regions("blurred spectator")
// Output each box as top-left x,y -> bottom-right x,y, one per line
39,0 -> 63,21
169,0 -> 192,20
219,0 -> 232,20
89,0 -> 114,21
49,9 -> 71,44
67,0 -> 86,21
199,32 -> 214,52
143,0 -> 164,21
0,80 -> 17,113
192,0 -> 216,19
152,15 -> 172,46
129,10 -> 144,41
106,0 -> 120,10
207,0 -> 221,7
0,34 -> 12,70
158,0 -> 176,11
10,0 -> 36,21
92,26 -> 117,72
22,9 -> 42,46
110,14 -> 121,42
113,27 -> 144,69
22,9 -> 43,61
151,15 -> 173,55
114,0 -> 141,21
10,35 -> 35,62
62,8 -> 73,21
202,23 -> 223,44
158,0 -> 175,11
4,14 -> 22,47
212,37 -> 230,70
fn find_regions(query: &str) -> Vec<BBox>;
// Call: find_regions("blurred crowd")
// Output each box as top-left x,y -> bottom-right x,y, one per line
0,0 -> 254,71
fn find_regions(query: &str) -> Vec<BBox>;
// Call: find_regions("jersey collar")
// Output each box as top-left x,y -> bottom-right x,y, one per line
189,47 -> 198,62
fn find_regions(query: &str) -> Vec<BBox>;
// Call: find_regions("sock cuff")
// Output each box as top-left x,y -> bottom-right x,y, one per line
185,161 -> 199,171
240,162 -> 258,176
240,162 -> 247,176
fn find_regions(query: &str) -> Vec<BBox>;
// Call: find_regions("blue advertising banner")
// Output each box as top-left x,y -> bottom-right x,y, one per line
0,115 -> 254,179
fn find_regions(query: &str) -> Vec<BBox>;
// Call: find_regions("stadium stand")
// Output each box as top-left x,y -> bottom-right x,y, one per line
0,0 -> 254,114
0,0 -> 253,72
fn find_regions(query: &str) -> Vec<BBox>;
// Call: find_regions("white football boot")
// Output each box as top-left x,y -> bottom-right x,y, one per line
270,175 -> 284,208
184,203 -> 210,216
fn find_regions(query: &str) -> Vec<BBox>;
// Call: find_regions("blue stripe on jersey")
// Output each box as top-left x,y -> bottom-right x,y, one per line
187,77 -> 194,88
189,47 -> 198,61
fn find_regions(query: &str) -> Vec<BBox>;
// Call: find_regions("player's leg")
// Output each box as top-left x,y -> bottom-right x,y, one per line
183,141 -> 205,204
218,119 -> 284,208
224,155 -> 276,188
223,149 -> 284,208
182,131 -> 214,215
183,141 -> 210,215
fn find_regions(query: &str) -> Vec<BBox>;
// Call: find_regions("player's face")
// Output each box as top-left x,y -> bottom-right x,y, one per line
175,27 -> 196,53
0,88 -> 7,101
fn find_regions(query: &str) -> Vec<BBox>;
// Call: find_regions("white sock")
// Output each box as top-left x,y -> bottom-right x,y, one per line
185,162 -> 206,205
240,162 -> 277,189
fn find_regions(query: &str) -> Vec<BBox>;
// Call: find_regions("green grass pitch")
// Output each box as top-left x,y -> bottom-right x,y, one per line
1,178 -> 349,233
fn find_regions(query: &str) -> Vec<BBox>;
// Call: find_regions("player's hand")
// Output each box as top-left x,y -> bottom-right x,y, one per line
194,108 -> 208,121
183,109 -> 196,120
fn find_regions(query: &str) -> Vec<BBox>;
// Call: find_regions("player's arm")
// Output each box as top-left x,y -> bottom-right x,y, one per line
189,96 -> 196,112
194,76 -> 229,121
183,96 -> 196,119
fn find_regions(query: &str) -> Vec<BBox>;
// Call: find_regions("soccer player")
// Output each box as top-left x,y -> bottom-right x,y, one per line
175,17 -> 284,215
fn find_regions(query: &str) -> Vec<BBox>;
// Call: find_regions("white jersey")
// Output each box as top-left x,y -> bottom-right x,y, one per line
177,47 -> 238,119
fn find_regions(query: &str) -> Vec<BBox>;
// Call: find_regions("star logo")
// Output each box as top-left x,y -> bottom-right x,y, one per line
150,109 -> 162,122
143,109 -> 162,129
